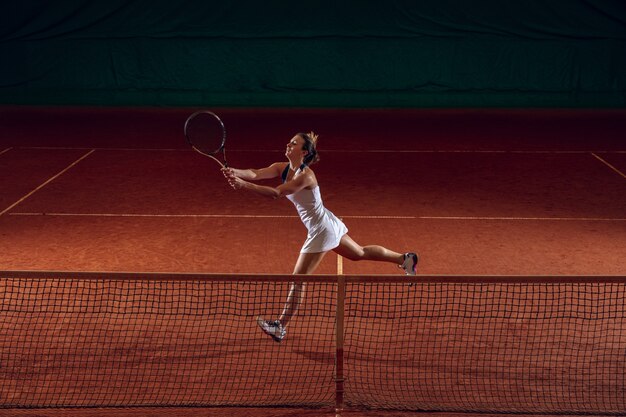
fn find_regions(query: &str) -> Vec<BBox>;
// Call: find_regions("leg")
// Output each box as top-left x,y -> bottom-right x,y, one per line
257,251 -> 327,342
333,234 -> 404,264
279,251 -> 327,327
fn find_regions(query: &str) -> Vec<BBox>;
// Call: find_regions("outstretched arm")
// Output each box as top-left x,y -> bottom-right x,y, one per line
224,162 -> 285,181
225,169 -> 315,199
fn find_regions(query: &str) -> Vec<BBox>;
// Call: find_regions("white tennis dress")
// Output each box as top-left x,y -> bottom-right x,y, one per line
285,168 -> 348,253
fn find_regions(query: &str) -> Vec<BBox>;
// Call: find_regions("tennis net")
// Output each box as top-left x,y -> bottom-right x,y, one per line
0,271 -> 624,414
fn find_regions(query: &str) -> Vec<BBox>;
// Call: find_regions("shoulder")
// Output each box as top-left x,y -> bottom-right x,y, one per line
299,166 -> 318,188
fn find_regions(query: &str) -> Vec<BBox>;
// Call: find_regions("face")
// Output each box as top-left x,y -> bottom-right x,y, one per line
285,135 -> 306,160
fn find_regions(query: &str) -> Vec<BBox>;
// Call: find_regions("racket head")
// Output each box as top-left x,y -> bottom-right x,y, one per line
184,111 -> 226,156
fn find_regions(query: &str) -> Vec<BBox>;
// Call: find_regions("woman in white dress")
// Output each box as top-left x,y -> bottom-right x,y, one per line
222,132 -> 418,342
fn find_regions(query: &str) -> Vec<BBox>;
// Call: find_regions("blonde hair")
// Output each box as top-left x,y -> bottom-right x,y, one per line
306,131 -> 319,145
299,131 -> 320,166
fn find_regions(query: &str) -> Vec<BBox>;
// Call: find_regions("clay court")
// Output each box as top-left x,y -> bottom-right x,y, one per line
1,107 -> 625,416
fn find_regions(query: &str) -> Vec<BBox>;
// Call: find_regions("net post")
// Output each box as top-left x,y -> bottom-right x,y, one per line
335,274 -> 346,417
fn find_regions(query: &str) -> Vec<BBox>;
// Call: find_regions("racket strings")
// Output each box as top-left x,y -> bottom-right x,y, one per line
185,112 -> 225,155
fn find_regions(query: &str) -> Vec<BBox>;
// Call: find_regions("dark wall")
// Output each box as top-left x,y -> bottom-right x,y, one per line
2,1 -> 625,107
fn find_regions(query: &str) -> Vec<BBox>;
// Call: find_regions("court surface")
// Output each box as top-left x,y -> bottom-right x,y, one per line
1,107 -> 625,417
1,107 -> 625,275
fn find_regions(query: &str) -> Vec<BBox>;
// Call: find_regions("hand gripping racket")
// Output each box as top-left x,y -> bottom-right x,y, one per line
184,110 -> 228,168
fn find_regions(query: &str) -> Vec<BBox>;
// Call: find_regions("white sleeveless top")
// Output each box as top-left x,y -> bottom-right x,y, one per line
285,169 -> 348,254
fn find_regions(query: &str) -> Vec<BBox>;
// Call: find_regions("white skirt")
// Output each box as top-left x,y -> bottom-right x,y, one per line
300,211 -> 348,254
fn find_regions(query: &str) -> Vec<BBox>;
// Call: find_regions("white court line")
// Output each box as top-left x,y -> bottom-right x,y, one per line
591,152 -> 626,180
12,146 -> 626,154
8,213 -> 300,218
317,149 -> 626,154
0,150 -> 95,217
14,146 -> 183,152
8,212 -> 626,222
418,216 -> 626,222
7,213 -> 412,219
0,147 -> 12,156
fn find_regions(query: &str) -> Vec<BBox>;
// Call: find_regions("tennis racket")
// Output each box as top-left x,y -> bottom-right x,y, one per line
184,110 -> 228,168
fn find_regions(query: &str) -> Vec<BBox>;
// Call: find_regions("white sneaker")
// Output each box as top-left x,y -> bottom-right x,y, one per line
256,316 -> 286,342
400,252 -> 419,276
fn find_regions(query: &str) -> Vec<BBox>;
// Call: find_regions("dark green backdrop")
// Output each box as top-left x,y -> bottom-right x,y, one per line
2,1 -> 625,107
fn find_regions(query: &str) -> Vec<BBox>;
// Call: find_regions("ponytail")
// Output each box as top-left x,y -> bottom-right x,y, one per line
299,131 -> 320,166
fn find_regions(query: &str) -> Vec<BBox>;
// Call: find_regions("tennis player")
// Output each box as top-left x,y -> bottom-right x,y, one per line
222,132 -> 418,342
